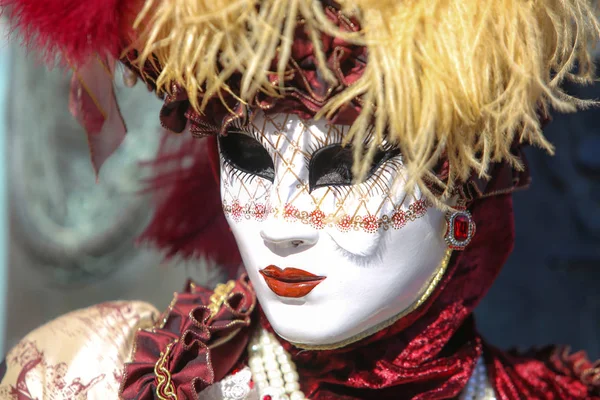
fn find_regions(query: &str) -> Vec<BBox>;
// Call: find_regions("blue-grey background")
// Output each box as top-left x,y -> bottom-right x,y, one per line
475,79 -> 600,359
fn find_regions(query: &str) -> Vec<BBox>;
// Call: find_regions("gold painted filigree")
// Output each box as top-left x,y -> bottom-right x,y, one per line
221,113 -> 428,232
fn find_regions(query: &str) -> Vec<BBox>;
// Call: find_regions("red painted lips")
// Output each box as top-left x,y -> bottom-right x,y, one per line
259,265 -> 326,298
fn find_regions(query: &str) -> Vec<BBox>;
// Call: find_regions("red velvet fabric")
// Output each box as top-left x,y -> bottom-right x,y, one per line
485,343 -> 600,399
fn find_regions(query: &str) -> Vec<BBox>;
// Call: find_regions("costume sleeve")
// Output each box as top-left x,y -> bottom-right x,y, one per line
0,301 -> 159,399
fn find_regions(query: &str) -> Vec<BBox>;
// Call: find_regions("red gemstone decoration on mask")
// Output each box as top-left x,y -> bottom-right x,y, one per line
453,214 -> 470,241
444,208 -> 475,250
263,396 -> 272,400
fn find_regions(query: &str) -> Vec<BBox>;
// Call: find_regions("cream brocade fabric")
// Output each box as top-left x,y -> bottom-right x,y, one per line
0,301 -> 159,399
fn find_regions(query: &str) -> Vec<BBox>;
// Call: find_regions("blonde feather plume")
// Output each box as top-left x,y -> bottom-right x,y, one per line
131,0 -> 600,203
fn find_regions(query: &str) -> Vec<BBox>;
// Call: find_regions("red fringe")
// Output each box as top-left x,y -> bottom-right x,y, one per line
138,133 -> 242,278
1,0 -> 140,65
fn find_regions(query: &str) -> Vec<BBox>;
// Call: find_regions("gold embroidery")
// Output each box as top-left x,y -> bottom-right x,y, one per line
207,280 -> 237,317
154,340 -> 178,400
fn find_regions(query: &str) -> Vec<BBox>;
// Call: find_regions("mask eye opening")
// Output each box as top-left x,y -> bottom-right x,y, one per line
308,144 -> 401,193
218,130 -> 275,183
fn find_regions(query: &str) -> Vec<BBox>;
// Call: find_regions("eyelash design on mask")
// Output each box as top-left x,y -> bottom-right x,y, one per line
330,154 -> 403,199
230,120 -> 278,160
303,123 -> 346,163
219,121 -> 275,186
222,162 -> 261,185
305,128 -> 404,199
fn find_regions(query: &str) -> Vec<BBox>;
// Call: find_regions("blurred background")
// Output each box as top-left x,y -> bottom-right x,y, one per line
0,19 -> 598,360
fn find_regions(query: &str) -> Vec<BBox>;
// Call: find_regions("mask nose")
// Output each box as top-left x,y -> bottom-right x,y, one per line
260,222 -> 319,249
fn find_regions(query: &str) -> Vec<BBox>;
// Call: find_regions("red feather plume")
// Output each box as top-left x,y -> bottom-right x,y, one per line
1,0 -> 140,65
138,134 -> 242,278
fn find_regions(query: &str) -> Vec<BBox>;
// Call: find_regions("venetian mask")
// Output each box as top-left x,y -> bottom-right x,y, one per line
219,112 -> 451,348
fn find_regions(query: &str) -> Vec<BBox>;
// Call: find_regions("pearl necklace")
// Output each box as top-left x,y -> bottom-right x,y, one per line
459,356 -> 497,400
249,329 -> 495,400
248,329 -> 307,400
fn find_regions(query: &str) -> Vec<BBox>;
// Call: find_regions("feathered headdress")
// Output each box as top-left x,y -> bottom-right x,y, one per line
2,0 -> 600,201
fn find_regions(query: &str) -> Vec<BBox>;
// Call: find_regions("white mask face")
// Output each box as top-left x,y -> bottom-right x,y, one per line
219,112 -> 449,347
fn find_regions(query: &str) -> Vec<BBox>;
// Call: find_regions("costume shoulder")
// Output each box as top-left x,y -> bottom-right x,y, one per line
0,301 -> 159,399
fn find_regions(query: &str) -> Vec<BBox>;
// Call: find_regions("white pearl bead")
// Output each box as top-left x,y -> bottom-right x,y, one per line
284,371 -> 299,382
270,377 -> 284,388
260,335 -> 271,345
277,354 -> 291,364
264,360 -> 279,370
280,362 -> 293,373
290,391 -> 305,400
285,381 -> 300,392
250,364 -> 264,374
253,371 -> 267,383
249,357 -> 263,370
267,369 -> 283,380
263,353 -> 277,364
262,344 -> 275,354
248,329 -> 306,400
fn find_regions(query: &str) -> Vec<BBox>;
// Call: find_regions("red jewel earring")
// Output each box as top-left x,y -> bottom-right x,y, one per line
444,201 -> 476,250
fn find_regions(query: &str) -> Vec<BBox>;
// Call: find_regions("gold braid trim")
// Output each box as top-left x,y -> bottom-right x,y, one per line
154,340 -> 178,400
150,280 -> 240,399
208,280 -> 237,317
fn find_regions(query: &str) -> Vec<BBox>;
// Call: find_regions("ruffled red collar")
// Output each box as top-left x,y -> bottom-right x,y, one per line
120,277 -> 257,399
